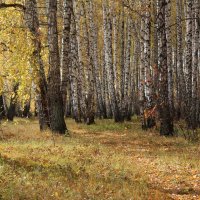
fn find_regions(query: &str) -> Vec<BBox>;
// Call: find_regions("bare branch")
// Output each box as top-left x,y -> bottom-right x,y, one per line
0,3 -> 25,11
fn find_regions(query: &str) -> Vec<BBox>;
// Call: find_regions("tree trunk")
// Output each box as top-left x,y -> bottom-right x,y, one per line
144,1 -> 154,128
176,0 -> 186,119
185,0 -> 193,128
47,0 -> 67,134
0,95 -> 6,120
133,22 -> 141,115
69,12 -> 82,123
120,5 -> 125,108
7,83 -> 19,121
140,14 -> 146,129
123,16 -> 132,120
165,0 -> 174,116
61,0 -> 72,113
158,0 -> 174,136
25,0 -> 50,130
23,100 -> 31,118
88,0 -> 106,119
191,0 -> 199,129
102,0 -> 121,122
73,0 -> 87,122
81,1 -> 95,125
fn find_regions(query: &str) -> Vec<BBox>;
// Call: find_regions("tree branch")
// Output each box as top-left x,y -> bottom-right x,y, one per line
0,3 -> 25,10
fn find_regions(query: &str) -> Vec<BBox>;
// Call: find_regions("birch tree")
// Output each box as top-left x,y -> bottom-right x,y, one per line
25,0 -> 50,130
88,0 -> 106,118
191,0 -> 199,129
157,0 -> 174,136
70,13 -> 82,123
102,0 -> 122,122
123,15 -> 132,120
165,0 -> 174,116
176,0 -> 186,119
61,0 -> 73,113
47,0 -> 67,134
185,0 -> 193,128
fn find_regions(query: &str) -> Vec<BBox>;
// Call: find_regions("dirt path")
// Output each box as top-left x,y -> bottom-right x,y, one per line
71,123 -> 200,200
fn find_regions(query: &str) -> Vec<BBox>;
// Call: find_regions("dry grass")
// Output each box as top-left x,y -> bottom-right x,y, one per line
0,118 -> 199,200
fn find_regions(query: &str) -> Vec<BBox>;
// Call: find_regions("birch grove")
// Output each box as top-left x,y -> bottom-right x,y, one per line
0,0 -> 199,136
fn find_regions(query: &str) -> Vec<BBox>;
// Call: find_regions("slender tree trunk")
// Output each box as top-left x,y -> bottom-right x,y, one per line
185,0 -> 193,128
176,0 -> 186,119
165,0 -> 174,116
70,13 -> 82,123
151,0 -> 160,123
0,95 -> 6,120
158,0 -> 174,136
61,0 -> 72,112
7,83 -> 19,121
25,0 -> 50,130
191,0 -> 199,129
66,66 -> 72,117
73,0 -> 87,122
140,14 -> 146,129
133,22 -> 141,115
81,1 -> 95,125
144,1 -> 152,108
123,16 -> 132,120
152,0 -> 158,70
120,5 -> 125,107
102,50 -> 112,118
113,13 -> 118,90
88,0 -> 106,119
23,100 -> 31,118
102,0 -> 121,122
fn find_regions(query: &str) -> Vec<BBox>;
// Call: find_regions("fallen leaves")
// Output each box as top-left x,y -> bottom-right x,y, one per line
0,118 -> 199,199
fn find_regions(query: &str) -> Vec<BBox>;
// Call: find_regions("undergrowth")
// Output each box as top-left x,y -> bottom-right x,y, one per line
0,118 -> 199,200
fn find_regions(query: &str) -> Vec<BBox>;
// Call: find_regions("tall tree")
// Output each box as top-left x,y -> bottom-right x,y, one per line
191,0 -> 199,129
25,0 -> 50,130
47,0 -> 67,134
61,0 -> 73,114
165,0 -> 174,116
144,0 -> 152,109
176,0 -> 186,119
157,0 -> 174,136
102,0 -> 122,122
123,15 -> 132,120
120,4 -> 125,107
88,0 -> 106,119
140,12 -> 146,129
185,0 -> 193,128
81,1 -> 95,124
70,13 -> 82,123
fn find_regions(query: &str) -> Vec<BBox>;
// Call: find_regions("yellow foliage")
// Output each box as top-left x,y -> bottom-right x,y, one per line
0,7 -> 34,103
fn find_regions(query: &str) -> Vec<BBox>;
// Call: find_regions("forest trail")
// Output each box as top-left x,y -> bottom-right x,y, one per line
0,118 -> 199,200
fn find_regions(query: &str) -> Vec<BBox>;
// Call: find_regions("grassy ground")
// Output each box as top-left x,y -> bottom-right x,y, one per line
0,118 -> 199,200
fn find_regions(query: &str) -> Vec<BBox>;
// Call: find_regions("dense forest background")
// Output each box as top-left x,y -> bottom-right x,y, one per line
0,0 -> 200,137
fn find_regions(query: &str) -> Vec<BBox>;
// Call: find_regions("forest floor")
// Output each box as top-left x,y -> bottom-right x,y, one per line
0,118 -> 199,200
